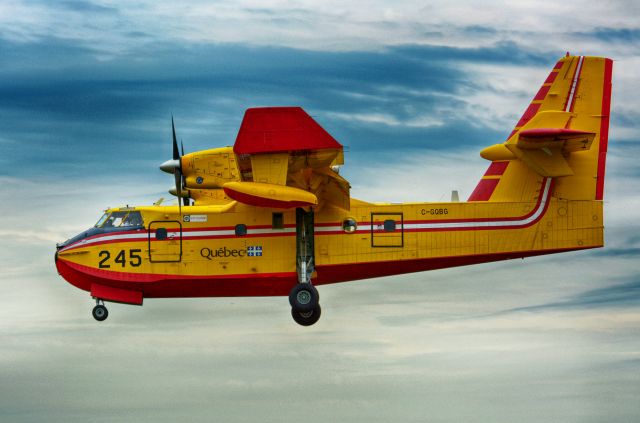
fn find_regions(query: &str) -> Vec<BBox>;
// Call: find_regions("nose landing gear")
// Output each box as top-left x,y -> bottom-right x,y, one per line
92,299 -> 108,321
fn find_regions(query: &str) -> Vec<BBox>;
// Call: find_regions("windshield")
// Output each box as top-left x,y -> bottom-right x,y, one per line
95,211 -> 144,229
94,213 -> 109,228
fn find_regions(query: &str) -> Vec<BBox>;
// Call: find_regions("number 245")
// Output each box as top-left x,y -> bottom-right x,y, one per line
98,249 -> 142,268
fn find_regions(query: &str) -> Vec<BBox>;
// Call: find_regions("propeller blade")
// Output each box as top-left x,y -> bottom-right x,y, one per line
181,139 -> 185,157
168,117 -> 185,214
174,169 -> 182,215
172,116 -> 180,161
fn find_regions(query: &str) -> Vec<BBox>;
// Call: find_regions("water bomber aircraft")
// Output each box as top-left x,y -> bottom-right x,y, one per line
55,54 -> 613,326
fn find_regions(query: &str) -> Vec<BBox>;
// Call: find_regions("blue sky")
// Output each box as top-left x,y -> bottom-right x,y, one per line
1,1 -> 639,422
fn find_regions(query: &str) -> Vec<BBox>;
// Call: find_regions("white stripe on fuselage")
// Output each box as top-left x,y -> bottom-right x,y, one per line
59,179 -> 551,251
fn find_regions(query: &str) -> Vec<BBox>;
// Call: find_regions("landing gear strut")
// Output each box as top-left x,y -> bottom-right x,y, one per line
289,207 -> 321,326
92,299 -> 108,321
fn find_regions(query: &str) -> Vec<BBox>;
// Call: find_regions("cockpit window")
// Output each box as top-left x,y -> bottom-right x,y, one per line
95,211 -> 144,229
95,213 -> 109,228
122,212 -> 143,227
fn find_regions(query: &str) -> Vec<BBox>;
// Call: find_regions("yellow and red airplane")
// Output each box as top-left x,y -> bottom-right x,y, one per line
55,54 -> 613,326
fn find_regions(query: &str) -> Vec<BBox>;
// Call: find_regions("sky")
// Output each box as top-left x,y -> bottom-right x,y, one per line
1,1 -> 639,422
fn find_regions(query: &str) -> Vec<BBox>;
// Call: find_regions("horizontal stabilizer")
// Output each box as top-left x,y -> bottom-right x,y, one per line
518,127 -> 595,152
505,143 -> 574,177
223,181 -> 318,209
482,111 -> 597,177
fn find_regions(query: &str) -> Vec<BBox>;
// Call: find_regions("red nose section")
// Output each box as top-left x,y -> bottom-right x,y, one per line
55,252 -> 298,300
55,256 -> 143,305
56,254 -> 92,293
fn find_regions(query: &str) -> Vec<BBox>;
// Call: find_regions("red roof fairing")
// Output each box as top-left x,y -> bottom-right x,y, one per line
233,107 -> 342,154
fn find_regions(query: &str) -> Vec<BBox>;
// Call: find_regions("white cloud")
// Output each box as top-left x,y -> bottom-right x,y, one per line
1,2 -> 639,420
326,111 -> 444,128
2,0 -> 639,54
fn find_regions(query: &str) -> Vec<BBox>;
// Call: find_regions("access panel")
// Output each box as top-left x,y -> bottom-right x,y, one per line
148,221 -> 182,262
371,213 -> 403,248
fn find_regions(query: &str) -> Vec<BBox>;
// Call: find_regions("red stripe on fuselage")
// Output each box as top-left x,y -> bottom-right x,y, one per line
55,257 -> 297,298
56,245 -> 597,298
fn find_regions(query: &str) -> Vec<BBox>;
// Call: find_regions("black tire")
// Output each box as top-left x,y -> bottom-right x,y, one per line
291,304 -> 321,326
92,304 -> 108,321
288,284 -> 319,313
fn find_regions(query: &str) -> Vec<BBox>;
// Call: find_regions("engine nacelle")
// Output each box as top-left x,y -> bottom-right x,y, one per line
181,146 -> 241,189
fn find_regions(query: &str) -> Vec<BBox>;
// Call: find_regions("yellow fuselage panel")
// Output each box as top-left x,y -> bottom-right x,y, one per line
57,192 -> 603,281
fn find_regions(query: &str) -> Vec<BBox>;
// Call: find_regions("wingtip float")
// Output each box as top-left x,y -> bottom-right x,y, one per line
56,55 -> 613,326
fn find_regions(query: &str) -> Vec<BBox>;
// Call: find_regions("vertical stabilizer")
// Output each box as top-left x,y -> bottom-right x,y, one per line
469,55 -> 613,202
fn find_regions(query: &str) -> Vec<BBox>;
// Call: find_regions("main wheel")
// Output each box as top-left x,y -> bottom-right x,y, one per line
92,304 -> 108,321
291,304 -> 321,326
288,284 -> 319,313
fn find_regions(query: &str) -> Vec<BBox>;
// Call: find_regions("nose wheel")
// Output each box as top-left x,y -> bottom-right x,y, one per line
92,299 -> 109,321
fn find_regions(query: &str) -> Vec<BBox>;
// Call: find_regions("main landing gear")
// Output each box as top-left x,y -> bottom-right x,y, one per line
291,304 -> 321,326
92,299 -> 108,321
289,208 -> 321,326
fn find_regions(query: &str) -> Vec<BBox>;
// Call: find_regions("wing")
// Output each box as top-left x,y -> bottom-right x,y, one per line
176,107 -> 351,210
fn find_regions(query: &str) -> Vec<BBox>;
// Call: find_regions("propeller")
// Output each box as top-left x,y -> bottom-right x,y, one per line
180,139 -> 189,207
160,116 -> 188,212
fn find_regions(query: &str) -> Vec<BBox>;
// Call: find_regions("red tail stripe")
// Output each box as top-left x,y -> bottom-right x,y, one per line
544,71 -> 559,84
533,84 -> 551,101
516,103 -> 541,128
596,58 -> 613,200
467,178 -> 499,202
484,161 -> 509,176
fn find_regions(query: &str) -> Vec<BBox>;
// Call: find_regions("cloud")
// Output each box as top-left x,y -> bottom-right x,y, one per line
1,2 -> 639,422
504,278 -> 640,313
1,38 -> 542,180
580,27 -> 640,43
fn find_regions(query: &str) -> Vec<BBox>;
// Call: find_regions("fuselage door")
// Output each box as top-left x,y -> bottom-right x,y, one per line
371,212 -> 404,248
148,221 -> 182,262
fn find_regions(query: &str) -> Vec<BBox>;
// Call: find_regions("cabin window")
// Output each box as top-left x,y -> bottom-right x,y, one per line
383,219 -> 396,232
272,213 -> 284,229
343,218 -> 357,233
155,228 -> 168,240
235,224 -> 247,236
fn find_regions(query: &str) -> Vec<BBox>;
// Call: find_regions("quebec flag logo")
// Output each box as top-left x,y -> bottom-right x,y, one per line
247,246 -> 263,257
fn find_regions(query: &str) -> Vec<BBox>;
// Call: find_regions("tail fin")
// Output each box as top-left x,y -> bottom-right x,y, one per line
469,55 -> 613,202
